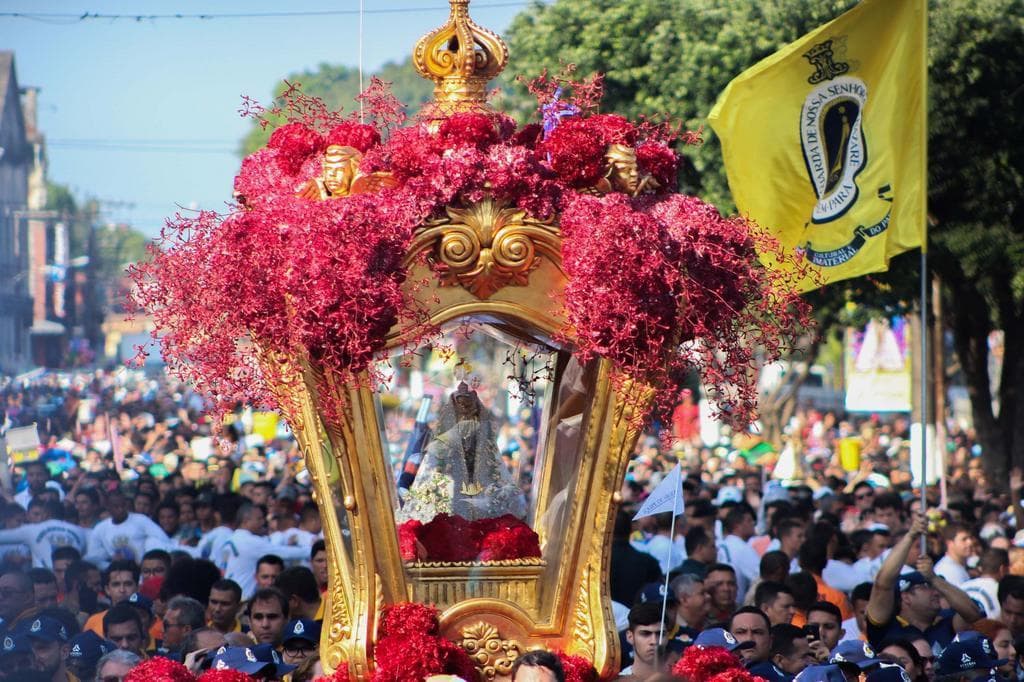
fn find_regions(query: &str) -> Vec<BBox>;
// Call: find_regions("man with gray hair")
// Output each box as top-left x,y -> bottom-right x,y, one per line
95,649 -> 141,682
162,596 -> 207,654
671,573 -> 710,638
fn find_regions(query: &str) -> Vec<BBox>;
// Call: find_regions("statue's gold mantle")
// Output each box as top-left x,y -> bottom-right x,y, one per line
256,2 -> 655,679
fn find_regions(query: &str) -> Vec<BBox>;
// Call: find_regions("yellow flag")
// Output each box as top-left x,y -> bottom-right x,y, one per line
708,0 -> 927,291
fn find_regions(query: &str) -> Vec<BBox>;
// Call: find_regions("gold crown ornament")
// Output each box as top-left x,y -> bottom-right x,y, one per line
413,0 -> 509,123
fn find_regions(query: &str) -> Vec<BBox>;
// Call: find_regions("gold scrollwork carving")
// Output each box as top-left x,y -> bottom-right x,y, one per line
406,197 -> 561,300
460,621 -> 522,680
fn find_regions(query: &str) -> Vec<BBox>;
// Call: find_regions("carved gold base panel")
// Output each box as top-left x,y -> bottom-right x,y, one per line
406,560 -> 546,616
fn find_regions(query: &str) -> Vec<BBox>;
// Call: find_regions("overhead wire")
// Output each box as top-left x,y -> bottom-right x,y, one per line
0,3 -> 528,23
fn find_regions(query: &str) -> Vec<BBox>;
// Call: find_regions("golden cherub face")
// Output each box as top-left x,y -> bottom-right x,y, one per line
322,145 -> 363,196
606,144 -> 640,195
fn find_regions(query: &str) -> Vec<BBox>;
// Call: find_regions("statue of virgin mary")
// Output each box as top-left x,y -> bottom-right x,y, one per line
397,382 -> 527,524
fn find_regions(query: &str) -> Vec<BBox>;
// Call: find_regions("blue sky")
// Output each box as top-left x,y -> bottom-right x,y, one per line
3,1 -> 527,237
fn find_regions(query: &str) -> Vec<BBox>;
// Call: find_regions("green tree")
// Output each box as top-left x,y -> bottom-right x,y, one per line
503,0 -> 1024,473
240,57 -> 435,156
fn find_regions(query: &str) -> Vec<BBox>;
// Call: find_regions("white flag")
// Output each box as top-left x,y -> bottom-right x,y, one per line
633,464 -> 685,520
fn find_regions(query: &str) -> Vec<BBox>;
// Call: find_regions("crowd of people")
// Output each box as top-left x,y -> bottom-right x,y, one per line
0,367 -> 1016,682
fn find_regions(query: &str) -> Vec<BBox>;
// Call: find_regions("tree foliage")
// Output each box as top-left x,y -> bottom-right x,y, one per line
503,0 -> 1024,470
239,58 -> 434,156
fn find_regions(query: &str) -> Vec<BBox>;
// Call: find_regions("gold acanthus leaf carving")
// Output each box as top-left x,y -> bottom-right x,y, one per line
406,197 -> 561,300
570,564 -> 596,658
460,621 -> 522,681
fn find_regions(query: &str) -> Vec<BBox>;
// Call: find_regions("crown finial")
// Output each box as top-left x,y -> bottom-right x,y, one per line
413,0 -> 509,120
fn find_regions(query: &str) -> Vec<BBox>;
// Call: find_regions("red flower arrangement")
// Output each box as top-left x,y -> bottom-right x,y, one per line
131,70 -> 809,432
672,645 -> 766,682
124,657 -> 196,682
556,652 -> 599,682
378,602 -> 440,639
371,603 -> 477,682
398,514 -> 541,563
315,664 -> 350,682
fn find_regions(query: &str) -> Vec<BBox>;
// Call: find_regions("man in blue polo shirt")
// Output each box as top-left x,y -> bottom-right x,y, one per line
864,513 -> 982,656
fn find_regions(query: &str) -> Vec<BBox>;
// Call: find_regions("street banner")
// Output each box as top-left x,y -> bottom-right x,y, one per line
633,464 -> 685,520
709,0 -> 926,290
845,317 -> 912,412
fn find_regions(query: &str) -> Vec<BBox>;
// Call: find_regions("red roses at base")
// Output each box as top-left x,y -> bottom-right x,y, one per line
398,514 -> 542,563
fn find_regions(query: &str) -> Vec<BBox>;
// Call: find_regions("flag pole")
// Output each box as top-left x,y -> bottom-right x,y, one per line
658,474 -> 680,651
919,0 -> 930,555
919,247 -> 928,554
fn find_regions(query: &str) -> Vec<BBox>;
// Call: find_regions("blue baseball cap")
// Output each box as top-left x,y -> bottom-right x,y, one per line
794,664 -> 848,682
123,592 -> 154,612
210,646 -> 275,675
282,618 -> 320,646
694,628 -> 754,652
830,640 -> 882,669
0,633 -> 31,660
638,582 -> 678,606
936,635 -> 1007,676
66,631 -> 115,673
253,643 -> 297,675
865,663 -> 914,682
895,572 -> 930,593
20,616 -> 70,643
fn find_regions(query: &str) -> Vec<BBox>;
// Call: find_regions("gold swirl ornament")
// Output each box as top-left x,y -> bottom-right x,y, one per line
406,197 -> 561,300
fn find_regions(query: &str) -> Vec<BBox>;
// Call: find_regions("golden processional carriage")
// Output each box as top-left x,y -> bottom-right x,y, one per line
135,1 -> 806,678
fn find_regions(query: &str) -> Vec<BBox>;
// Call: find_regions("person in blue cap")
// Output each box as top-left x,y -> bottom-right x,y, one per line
829,639 -> 883,681
0,632 -> 34,680
281,618 -> 320,667
864,663 -> 915,682
209,645 -> 278,678
935,633 -> 1008,682
694,626 -> 756,655
252,643 -> 297,677
793,664 -> 848,682
19,615 -> 71,682
64,630 -> 115,682
750,624 -> 817,682
865,513 -> 982,653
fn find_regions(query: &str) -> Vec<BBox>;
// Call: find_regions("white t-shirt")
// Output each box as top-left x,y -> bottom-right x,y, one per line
0,520 -> 88,568
935,555 -> 970,586
270,528 -> 320,550
839,616 -> 863,644
717,534 -> 760,602
85,513 -> 170,567
191,525 -> 234,567
221,528 -> 310,599
641,535 -> 685,575
14,481 -> 66,509
823,559 -> 871,593
961,575 -> 1000,618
